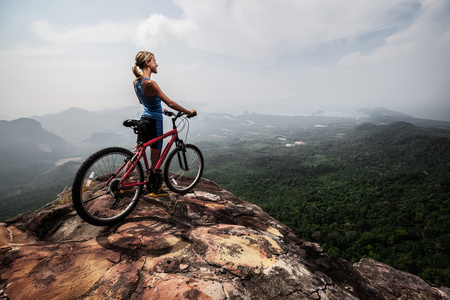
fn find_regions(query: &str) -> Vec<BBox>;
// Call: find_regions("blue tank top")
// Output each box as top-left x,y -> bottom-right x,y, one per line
135,78 -> 163,121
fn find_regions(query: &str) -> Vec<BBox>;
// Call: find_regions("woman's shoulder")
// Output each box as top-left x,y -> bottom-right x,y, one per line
141,79 -> 161,97
138,77 -> 150,84
142,79 -> 160,90
142,78 -> 154,84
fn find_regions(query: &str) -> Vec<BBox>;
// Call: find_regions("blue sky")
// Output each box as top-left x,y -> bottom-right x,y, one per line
1,0 -> 449,120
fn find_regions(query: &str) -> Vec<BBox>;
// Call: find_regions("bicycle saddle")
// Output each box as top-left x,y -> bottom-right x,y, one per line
123,119 -> 141,128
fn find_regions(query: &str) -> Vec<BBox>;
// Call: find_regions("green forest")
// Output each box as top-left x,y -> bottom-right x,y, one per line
201,121 -> 450,287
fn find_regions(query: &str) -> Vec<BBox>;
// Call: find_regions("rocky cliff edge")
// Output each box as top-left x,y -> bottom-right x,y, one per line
1,178 -> 449,300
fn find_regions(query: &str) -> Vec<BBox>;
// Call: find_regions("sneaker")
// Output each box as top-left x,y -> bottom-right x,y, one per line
149,188 -> 168,197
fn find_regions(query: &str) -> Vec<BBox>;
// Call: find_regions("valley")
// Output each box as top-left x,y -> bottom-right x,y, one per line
1,107 -> 449,287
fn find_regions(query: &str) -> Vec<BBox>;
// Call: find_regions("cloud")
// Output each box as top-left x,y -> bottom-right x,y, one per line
29,20 -> 136,44
0,45 -> 69,58
134,14 -> 197,49
134,0 -> 417,58
2,0 -> 448,120
338,0 -> 450,66
128,0 -> 449,119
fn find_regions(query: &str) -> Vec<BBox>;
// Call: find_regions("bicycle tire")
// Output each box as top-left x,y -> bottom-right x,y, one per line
164,144 -> 204,193
72,147 -> 144,226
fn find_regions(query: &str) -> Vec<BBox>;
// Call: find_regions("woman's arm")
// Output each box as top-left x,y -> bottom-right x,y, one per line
143,80 -> 196,116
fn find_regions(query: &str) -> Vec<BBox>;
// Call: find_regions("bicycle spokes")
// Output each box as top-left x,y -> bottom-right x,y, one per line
164,144 -> 203,193
72,148 -> 144,225
72,111 -> 203,226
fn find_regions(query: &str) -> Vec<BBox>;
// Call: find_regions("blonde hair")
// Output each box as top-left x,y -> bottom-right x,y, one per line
132,51 -> 154,79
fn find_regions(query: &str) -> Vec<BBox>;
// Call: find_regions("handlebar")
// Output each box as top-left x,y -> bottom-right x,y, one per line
164,110 -> 197,118
124,110 -> 196,134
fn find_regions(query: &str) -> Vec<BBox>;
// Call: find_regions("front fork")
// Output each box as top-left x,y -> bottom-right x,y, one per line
175,140 -> 189,171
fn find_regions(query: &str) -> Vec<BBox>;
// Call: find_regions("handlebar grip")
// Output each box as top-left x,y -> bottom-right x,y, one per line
164,110 -> 196,118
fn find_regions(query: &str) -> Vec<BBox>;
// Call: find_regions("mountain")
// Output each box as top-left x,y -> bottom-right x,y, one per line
32,107 -> 99,142
0,118 -> 73,220
0,118 -> 69,158
29,106 -> 450,151
0,108 -> 143,220
357,107 -> 450,129
31,107 -> 140,146
0,118 -> 69,192
1,179 -> 448,299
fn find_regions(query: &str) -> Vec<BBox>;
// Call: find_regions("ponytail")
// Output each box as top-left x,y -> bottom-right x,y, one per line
132,64 -> 141,79
132,51 -> 154,82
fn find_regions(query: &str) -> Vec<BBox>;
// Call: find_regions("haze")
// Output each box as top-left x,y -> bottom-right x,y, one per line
1,0 -> 449,121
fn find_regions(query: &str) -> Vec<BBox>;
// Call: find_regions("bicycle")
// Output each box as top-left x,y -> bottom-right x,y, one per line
71,111 -> 204,226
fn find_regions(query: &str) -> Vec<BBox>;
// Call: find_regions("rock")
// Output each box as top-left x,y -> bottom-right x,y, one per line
354,258 -> 450,300
0,178 -> 448,299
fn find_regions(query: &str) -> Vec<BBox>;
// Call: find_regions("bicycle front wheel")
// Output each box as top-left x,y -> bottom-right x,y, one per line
164,144 -> 204,193
72,147 -> 144,226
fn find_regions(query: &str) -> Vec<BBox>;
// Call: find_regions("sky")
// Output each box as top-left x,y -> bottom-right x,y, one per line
0,0 -> 449,121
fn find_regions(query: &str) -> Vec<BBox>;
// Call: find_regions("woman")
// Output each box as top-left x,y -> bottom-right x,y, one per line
132,51 -> 196,196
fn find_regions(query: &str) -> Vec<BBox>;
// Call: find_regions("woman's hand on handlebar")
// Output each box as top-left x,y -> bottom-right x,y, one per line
163,109 -> 196,118
188,109 -> 197,118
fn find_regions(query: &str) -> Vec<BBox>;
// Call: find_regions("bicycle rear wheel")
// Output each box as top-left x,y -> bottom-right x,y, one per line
72,147 -> 144,226
164,144 -> 204,193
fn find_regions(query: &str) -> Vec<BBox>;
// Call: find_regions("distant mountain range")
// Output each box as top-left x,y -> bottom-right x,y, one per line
0,106 -> 449,221
0,118 -> 73,219
31,106 -> 141,144
0,118 -> 68,158
1,106 -> 448,168
28,106 -> 450,147
357,107 -> 450,129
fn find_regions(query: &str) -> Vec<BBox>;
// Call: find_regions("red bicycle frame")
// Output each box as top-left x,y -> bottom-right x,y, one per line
107,127 -> 179,190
